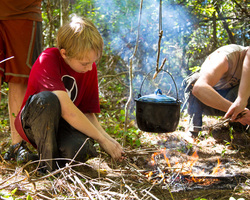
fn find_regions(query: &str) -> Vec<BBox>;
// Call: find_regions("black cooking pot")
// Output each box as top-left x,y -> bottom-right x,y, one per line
135,70 -> 181,133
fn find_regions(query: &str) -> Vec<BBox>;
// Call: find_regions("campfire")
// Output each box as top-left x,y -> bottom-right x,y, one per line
142,148 -> 247,191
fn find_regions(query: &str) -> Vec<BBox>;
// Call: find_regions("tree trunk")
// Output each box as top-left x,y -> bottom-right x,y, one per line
60,0 -> 69,26
212,11 -> 217,49
214,3 -> 236,44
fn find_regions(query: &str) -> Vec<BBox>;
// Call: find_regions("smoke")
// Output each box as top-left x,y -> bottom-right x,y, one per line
93,0 -> 193,100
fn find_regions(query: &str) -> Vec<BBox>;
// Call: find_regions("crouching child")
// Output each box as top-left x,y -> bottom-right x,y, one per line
14,16 -> 124,172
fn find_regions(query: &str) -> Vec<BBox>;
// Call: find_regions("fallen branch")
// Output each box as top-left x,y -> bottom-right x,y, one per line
74,174 -> 95,200
207,110 -> 247,129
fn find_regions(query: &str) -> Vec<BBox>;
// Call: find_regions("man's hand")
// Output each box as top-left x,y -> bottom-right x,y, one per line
226,104 -> 250,125
225,98 -> 247,121
234,109 -> 250,125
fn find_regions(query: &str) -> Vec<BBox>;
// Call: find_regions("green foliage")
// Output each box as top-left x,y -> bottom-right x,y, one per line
0,190 -> 33,200
189,65 -> 201,73
41,0 -> 249,102
0,190 -> 12,199
98,106 -> 141,148
0,82 -> 9,133
38,0 -> 250,149
0,189 -> 25,200
229,126 -> 234,140
11,188 -> 17,195
185,0 -> 249,71
2,0 -> 248,149
41,1 -> 62,48
119,110 -> 141,147
26,195 -> 33,200
194,198 -> 208,200
221,126 -> 235,157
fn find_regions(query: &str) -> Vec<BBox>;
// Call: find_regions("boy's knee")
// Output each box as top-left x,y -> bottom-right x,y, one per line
31,91 -> 60,109
23,91 -> 61,119
32,91 -> 58,103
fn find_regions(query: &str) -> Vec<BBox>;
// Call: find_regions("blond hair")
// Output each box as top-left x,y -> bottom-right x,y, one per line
57,16 -> 103,60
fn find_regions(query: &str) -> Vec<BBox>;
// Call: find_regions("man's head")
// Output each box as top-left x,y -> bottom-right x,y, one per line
56,16 -> 103,61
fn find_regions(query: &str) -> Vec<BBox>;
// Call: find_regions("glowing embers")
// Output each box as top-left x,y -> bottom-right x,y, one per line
144,149 -> 233,189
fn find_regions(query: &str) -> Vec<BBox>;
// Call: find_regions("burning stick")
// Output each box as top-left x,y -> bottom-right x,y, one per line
182,174 -> 247,186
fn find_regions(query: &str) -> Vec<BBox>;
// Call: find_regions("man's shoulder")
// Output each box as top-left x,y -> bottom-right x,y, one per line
218,44 -> 248,53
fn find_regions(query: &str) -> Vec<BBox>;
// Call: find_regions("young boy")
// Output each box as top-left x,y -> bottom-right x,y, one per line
14,16 -> 124,172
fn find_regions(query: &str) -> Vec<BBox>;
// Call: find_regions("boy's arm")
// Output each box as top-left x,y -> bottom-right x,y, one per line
84,113 -> 117,141
85,113 -> 124,153
52,90 -> 124,160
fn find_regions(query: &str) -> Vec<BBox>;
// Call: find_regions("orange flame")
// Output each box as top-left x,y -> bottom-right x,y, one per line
150,148 -> 172,167
211,158 -> 225,175
180,150 -> 199,175
162,148 -> 171,168
147,149 -> 225,184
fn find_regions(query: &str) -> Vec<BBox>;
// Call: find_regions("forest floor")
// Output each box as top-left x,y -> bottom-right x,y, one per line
0,114 -> 250,200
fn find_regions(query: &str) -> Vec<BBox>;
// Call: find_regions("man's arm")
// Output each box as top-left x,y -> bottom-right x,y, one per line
52,90 -> 124,160
225,47 -> 250,121
192,53 -> 231,112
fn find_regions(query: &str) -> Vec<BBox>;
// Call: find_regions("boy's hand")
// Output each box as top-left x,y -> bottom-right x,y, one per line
99,137 -> 124,160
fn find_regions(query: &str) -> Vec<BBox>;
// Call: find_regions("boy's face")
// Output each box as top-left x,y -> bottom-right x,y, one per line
60,49 -> 99,73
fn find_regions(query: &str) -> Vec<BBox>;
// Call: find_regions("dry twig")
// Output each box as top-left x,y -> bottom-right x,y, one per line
208,110 -> 247,129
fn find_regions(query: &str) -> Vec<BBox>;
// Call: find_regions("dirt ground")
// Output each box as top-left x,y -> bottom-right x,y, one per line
132,115 -> 250,199
0,115 -> 250,199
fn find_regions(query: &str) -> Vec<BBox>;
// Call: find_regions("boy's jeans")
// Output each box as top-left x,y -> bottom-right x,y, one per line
21,91 -> 98,171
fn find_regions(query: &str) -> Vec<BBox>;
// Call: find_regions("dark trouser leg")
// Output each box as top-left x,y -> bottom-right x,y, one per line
57,118 -> 98,166
21,91 -> 98,172
188,86 -> 239,132
188,93 -> 203,132
21,91 -> 61,171
202,86 -> 240,117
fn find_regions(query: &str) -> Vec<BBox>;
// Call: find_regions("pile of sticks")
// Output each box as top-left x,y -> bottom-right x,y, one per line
0,157 -> 165,200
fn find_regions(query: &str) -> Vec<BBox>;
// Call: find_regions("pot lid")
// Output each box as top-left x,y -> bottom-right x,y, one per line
137,88 -> 176,103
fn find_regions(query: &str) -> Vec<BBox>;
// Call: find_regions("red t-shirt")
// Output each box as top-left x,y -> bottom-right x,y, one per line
15,47 -> 100,144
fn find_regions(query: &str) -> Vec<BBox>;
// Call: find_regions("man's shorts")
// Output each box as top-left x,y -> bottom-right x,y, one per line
0,19 -> 42,84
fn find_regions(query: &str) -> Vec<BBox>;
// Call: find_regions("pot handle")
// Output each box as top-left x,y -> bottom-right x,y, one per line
155,88 -> 163,95
138,69 -> 179,101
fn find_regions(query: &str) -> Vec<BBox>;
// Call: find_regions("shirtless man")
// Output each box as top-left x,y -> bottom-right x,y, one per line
186,44 -> 250,135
